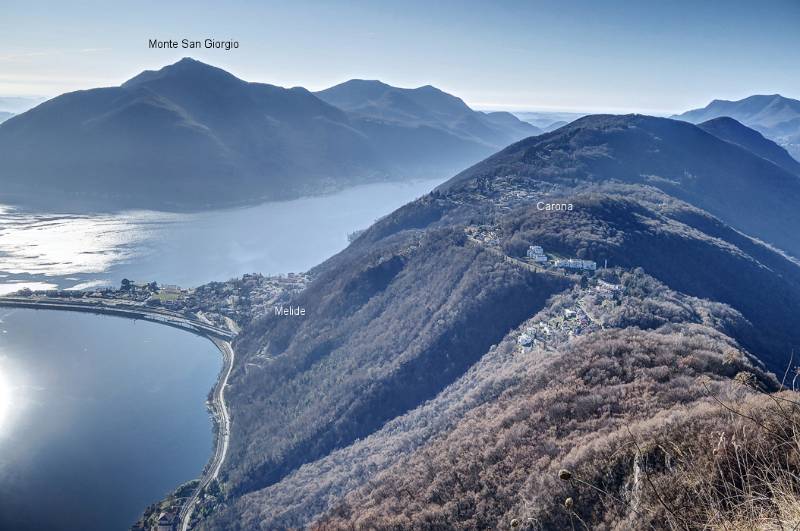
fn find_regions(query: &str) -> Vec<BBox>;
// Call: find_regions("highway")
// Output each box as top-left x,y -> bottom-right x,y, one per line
0,295 -> 237,529
179,338 -> 234,530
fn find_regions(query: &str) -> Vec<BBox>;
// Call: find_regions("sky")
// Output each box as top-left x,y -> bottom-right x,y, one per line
1,0 -> 798,114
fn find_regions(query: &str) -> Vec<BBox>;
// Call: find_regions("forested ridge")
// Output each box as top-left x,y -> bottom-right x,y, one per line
194,115 -> 800,530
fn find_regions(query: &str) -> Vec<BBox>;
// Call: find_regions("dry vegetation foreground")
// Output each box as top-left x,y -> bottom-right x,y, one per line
199,184 -> 800,530
315,273 -> 800,530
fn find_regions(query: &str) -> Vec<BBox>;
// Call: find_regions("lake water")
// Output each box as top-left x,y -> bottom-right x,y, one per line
0,179 -> 442,293
0,178 -> 443,530
0,310 -> 221,531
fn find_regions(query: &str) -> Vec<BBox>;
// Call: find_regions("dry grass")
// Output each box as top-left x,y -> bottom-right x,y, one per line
560,387 -> 800,531
673,389 -> 800,531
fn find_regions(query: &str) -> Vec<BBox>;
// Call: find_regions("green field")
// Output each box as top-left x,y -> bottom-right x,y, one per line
152,291 -> 182,302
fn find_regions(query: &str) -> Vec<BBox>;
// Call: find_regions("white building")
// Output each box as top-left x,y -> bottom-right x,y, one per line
526,245 -> 548,263
597,280 -> 621,292
554,259 -> 597,271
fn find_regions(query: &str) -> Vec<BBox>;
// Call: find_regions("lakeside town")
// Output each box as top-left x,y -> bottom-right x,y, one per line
0,273 -> 309,531
9,272 -> 309,330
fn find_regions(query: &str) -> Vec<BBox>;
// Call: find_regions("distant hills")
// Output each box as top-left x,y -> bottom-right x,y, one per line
674,94 -> 800,160
697,116 -> 800,175
0,111 -> 13,124
197,113 -> 800,529
315,79 -> 540,147
513,110 -> 586,131
0,96 -> 45,114
0,59 -> 536,211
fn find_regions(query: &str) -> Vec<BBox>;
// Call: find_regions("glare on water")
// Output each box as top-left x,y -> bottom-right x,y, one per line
0,361 -> 12,435
0,179 -> 444,292
0,209 -> 182,276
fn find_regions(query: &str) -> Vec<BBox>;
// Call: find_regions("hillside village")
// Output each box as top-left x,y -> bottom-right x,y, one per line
517,278 -> 621,351
190,272 -> 309,326
466,225 -> 599,272
461,222 -> 621,353
444,174 -> 567,211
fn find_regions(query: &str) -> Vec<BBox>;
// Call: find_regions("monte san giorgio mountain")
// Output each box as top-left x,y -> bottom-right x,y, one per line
0,58 -> 538,211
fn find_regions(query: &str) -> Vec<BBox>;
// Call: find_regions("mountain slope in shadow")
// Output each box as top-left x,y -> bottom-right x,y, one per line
443,114 -> 800,257
199,111 -> 800,525
675,94 -> 800,160
0,59 -> 537,211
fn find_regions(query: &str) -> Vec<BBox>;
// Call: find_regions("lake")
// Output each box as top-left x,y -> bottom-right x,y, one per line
0,178 -> 443,530
0,179 -> 442,293
0,309 -> 221,531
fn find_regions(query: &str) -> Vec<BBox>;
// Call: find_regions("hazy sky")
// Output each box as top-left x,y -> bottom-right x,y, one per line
2,0 -> 798,113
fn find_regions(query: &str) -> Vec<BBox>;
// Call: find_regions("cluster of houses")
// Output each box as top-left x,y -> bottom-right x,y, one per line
595,279 -> 622,296
155,511 -> 178,531
189,272 -> 309,325
16,280 -> 193,308
526,245 -> 548,263
553,258 -> 597,271
526,245 -> 597,272
517,304 -> 598,350
517,280 -> 622,351
453,174 -> 553,210
466,225 -> 501,247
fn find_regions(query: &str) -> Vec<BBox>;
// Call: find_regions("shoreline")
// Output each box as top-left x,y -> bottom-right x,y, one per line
178,337 -> 234,531
0,297 -> 237,530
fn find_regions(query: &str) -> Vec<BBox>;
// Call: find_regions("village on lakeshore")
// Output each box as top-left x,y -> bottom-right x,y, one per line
5,272 -> 309,328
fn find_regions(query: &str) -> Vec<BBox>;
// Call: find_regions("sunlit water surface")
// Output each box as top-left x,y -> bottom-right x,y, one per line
0,310 -> 221,531
0,179 -> 442,291
0,178 -> 442,529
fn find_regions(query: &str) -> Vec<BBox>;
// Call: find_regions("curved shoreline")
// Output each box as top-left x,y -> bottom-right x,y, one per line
0,297 -> 236,530
0,297 -> 235,340
179,337 -> 234,530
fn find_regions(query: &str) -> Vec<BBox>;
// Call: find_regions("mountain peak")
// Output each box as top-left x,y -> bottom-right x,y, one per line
122,57 -> 243,88
314,78 -> 538,148
673,94 -> 800,160
0,58 -> 542,211
339,79 -> 391,88
698,116 -> 800,175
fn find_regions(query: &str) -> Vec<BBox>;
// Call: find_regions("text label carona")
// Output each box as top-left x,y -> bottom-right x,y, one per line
537,201 -> 574,211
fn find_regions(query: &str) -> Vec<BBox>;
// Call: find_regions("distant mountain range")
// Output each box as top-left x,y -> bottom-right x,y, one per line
697,116 -> 800,175
315,79 -> 541,147
0,96 -> 45,114
0,111 -> 13,124
197,113 -> 800,529
674,94 -> 800,160
0,59 -> 537,211
513,110 -> 587,131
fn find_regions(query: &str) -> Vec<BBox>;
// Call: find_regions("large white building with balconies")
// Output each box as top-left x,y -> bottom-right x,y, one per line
526,245 -> 548,263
